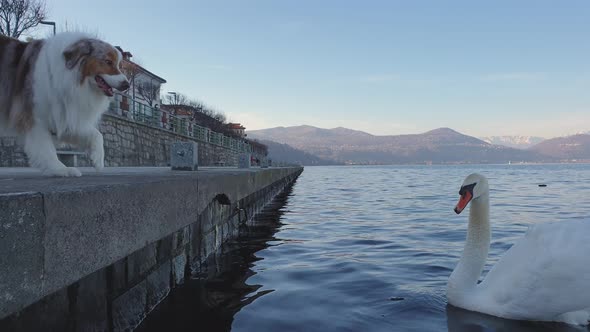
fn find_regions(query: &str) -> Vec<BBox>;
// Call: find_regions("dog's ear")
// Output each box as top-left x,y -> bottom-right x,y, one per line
63,39 -> 93,69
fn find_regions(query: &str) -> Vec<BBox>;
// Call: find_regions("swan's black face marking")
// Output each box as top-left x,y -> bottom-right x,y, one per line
455,183 -> 476,214
459,183 -> 476,196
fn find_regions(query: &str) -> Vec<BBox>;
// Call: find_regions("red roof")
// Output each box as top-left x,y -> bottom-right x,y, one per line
228,123 -> 245,130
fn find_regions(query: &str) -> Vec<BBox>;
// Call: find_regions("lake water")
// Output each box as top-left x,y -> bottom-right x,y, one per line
138,164 -> 590,332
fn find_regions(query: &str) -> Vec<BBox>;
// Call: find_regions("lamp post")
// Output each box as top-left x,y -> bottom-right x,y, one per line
167,91 -> 178,105
39,20 -> 56,36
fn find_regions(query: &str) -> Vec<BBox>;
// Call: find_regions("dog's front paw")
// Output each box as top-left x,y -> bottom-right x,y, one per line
89,147 -> 105,172
43,166 -> 82,177
93,157 -> 104,172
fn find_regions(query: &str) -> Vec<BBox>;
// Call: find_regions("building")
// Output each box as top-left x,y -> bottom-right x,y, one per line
160,104 -> 230,134
114,46 -> 167,111
227,123 -> 246,138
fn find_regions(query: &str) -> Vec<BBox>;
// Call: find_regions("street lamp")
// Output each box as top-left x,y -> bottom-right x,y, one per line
167,91 -> 177,105
39,20 -> 56,36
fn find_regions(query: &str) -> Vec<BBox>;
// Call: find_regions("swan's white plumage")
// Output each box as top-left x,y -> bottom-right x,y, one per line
447,173 -> 590,325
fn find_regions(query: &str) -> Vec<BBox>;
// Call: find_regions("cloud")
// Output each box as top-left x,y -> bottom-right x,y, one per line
480,72 -> 547,82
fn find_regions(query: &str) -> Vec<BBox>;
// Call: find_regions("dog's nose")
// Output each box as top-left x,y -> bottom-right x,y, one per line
118,80 -> 130,92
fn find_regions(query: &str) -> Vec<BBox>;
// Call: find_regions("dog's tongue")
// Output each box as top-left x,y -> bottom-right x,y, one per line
96,76 -> 114,96
104,87 -> 114,96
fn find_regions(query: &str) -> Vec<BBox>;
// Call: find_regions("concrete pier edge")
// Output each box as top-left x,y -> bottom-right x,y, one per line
0,166 -> 303,331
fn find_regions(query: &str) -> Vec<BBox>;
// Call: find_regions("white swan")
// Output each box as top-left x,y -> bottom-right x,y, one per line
447,173 -> 590,325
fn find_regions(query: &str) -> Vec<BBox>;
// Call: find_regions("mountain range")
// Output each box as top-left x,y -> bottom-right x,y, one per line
479,136 -> 546,149
249,125 -> 590,165
530,134 -> 590,161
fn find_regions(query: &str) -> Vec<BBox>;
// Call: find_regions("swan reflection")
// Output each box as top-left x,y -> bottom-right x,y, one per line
446,305 -> 584,332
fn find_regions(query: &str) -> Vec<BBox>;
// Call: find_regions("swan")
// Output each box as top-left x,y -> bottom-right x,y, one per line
447,173 -> 590,325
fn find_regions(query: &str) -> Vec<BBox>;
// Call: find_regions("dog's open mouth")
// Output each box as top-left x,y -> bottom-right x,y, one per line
95,76 -> 114,97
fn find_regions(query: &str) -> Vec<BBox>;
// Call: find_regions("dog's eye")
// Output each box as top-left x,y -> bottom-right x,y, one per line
105,59 -> 113,66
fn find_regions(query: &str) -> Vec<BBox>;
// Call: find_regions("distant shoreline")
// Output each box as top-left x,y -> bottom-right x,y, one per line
300,161 -> 590,167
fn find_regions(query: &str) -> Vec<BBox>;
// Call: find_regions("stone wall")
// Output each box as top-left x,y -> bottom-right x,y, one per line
0,113 -> 264,168
0,136 -> 27,167
99,114 -> 241,167
0,167 -> 303,331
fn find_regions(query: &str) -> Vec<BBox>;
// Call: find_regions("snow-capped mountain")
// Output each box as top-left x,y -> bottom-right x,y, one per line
480,136 -> 545,149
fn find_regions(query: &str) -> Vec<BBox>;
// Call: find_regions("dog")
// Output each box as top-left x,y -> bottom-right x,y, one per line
0,32 -> 130,176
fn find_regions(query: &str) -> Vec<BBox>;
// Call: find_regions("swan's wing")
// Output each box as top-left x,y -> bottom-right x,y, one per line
480,219 -> 590,320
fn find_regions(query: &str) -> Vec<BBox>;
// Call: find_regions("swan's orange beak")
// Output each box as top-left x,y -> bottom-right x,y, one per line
454,192 -> 472,214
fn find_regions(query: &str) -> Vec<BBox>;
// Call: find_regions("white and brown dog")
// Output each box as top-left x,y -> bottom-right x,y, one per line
0,32 -> 130,176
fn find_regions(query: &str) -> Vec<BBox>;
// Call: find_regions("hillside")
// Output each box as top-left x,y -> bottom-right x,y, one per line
248,126 -> 549,164
254,139 -> 342,166
530,134 -> 590,161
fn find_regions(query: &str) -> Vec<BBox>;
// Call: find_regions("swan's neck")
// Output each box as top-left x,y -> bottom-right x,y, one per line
448,195 -> 491,294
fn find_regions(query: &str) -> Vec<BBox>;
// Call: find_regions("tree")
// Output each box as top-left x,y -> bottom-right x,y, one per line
0,0 -> 47,38
161,92 -> 239,136
163,92 -> 189,105
120,60 -> 142,100
187,100 -> 205,112
136,80 -> 160,107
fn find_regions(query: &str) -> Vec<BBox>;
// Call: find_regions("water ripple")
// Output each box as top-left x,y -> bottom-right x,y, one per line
139,164 -> 590,332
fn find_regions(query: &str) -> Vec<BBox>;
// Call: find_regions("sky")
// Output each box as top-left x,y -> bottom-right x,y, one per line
38,0 -> 590,138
